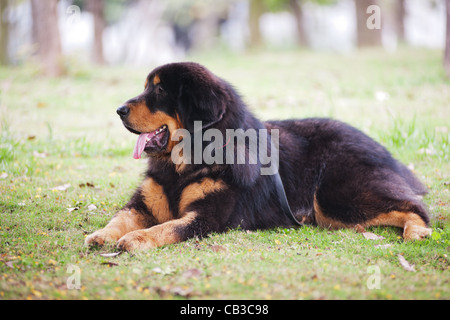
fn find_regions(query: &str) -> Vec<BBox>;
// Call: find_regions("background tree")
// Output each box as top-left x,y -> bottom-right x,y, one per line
248,0 -> 265,48
0,0 -> 9,65
87,0 -> 106,65
289,0 -> 307,47
31,0 -> 64,76
264,0 -> 308,46
256,0 -> 337,48
396,0 -> 406,43
355,0 -> 382,47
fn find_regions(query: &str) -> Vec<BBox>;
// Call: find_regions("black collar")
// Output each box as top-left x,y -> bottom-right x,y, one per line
273,171 -> 303,226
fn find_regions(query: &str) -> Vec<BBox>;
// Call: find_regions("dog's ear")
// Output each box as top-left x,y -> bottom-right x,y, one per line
176,79 -> 226,133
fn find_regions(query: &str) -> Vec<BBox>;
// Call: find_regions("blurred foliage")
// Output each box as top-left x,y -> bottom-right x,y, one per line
72,0 -> 128,24
264,0 -> 337,12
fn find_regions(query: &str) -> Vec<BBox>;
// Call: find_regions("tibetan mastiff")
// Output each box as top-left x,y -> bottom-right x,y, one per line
85,62 -> 431,251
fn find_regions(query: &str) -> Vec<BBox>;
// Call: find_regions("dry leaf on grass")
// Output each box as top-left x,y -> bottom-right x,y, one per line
362,232 -> 385,240
33,151 -> 48,158
210,245 -> 227,253
171,287 -> 193,297
151,267 -> 175,275
79,182 -> 95,188
99,252 -> 121,258
182,268 -> 203,279
398,254 -> 416,272
50,184 -> 71,191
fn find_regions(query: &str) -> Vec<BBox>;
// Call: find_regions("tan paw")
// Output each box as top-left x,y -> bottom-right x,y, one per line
403,224 -> 432,241
116,230 -> 156,252
85,228 -> 121,247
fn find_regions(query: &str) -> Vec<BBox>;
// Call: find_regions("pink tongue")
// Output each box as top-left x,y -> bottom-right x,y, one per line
133,132 -> 155,159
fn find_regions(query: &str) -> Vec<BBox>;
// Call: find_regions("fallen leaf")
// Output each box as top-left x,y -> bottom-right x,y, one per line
99,252 -> 121,258
36,101 -> 47,108
0,172 -> 8,179
398,254 -> 416,272
87,204 -> 97,211
47,259 -> 57,265
183,268 -> 203,278
32,289 -> 43,298
152,267 -> 163,274
51,184 -> 71,191
210,245 -> 227,253
151,267 -> 174,275
33,150 -> 48,158
363,232 -> 385,240
79,182 -> 95,188
171,286 -> 193,297
67,207 -> 79,213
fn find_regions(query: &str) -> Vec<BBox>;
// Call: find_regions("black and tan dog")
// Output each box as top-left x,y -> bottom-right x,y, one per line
85,62 -> 432,251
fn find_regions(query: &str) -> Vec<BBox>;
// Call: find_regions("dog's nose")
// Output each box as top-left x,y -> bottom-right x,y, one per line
116,105 -> 130,117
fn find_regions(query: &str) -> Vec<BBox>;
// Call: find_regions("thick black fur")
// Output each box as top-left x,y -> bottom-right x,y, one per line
120,62 -> 429,240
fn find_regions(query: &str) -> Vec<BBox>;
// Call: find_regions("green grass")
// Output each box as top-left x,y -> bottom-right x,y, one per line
0,48 -> 449,300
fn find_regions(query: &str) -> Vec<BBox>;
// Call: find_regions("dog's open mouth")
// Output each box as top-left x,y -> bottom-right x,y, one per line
133,125 -> 169,159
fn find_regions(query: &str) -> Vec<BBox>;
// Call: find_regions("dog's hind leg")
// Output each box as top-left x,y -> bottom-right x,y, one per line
363,211 -> 432,241
313,190 -> 432,241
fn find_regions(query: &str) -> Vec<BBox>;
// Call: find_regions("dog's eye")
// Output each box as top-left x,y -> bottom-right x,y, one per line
155,85 -> 165,95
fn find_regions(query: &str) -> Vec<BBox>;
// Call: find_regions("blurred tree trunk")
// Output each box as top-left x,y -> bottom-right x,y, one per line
396,0 -> 405,43
355,0 -> 382,47
31,0 -> 63,76
445,0 -> 450,78
0,0 -> 9,65
87,0 -> 105,65
248,0 -> 264,48
290,0 -> 307,47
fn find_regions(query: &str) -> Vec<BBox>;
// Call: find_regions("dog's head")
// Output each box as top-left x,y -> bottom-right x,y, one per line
117,62 -> 227,159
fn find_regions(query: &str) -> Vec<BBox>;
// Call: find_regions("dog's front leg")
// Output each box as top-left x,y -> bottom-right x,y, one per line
85,208 -> 151,247
116,211 -> 207,251
116,177 -> 231,251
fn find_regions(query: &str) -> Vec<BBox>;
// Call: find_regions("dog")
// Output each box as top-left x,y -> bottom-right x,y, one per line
85,62 -> 432,251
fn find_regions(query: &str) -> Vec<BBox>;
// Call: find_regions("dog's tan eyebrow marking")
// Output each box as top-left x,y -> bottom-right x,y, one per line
153,74 -> 160,85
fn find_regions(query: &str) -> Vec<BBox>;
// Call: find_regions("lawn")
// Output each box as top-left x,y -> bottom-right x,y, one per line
0,48 -> 449,300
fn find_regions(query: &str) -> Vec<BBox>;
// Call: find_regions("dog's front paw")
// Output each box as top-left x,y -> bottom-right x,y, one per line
116,230 -> 156,252
85,228 -> 121,247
